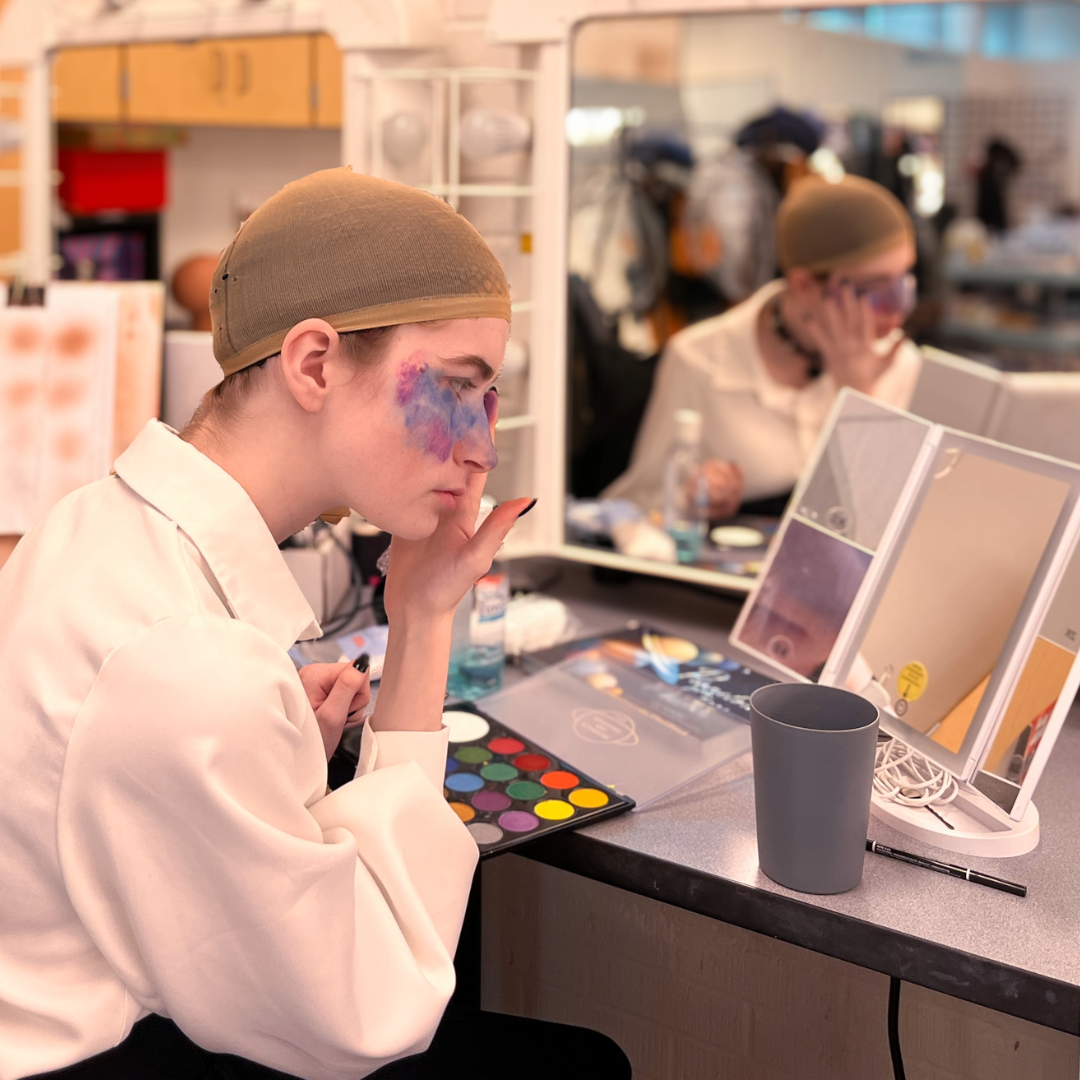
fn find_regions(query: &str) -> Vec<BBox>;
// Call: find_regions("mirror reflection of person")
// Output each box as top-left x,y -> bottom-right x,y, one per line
604,175 -> 922,520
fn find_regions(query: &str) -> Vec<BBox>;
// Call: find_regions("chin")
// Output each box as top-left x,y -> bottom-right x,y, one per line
363,507 -> 441,541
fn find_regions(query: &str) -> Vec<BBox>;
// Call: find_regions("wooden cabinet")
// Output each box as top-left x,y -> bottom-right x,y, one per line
53,46 -> 124,123
125,42 -> 205,125
52,35 -> 340,129
312,34 -> 342,129
227,36 -> 312,127
126,36 -> 312,128
0,67 -> 21,262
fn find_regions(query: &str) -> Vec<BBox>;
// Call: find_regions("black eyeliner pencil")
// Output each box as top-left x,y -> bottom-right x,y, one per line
866,840 -> 1027,898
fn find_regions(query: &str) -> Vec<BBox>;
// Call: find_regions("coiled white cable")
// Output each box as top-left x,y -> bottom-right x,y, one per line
873,734 -> 959,808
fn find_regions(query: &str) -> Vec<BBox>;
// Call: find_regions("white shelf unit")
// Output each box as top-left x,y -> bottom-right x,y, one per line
343,59 -> 548,556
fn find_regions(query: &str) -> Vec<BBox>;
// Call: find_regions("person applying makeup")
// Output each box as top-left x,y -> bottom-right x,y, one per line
605,174 -> 922,520
0,170 -> 629,1080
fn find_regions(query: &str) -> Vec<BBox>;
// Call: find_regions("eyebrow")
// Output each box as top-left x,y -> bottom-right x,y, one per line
438,354 -> 496,383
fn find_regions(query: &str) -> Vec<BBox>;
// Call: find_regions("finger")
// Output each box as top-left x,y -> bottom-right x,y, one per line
858,296 -> 875,342
298,662 -> 350,703
467,496 -> 535,574
345,676 -> 372,721
839,283 -> 860,326
801,313 -> 828,351
316,666 -> 370,727
449,470 -> 488,537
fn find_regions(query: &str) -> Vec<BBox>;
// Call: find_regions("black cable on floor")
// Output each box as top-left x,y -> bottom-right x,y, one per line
888,976 -> 907,1080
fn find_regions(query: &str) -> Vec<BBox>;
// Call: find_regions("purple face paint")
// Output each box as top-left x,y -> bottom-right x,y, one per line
395,358 -> 498,468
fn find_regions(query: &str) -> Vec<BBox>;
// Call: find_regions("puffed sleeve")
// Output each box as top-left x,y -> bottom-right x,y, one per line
57,615 -> 478,1080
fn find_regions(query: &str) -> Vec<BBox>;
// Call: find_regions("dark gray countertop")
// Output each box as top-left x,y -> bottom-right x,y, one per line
504,558 -> 1080,1035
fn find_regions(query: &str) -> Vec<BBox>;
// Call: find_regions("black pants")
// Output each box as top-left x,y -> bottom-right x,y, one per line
28,1010 -> 632,1080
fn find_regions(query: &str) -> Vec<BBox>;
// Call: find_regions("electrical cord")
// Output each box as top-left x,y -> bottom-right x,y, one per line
873,734 -> 959,808
888,977 -> 906,1080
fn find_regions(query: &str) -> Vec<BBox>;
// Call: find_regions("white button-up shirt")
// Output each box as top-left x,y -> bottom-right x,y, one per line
604,280 -> 923,508
0,421 -> 477,1080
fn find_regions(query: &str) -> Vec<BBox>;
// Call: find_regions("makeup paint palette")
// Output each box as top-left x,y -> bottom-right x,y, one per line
442,705 -> 634,856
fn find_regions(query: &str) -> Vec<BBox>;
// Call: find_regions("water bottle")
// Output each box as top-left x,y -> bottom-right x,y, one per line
447,499 -> 509,700
663,408 -> 708,564
459,558 -> 509,695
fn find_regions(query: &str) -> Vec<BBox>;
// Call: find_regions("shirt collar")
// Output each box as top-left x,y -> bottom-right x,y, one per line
691,279 -> 785,394
114,420 -> 321,647
735,281 -> 838,415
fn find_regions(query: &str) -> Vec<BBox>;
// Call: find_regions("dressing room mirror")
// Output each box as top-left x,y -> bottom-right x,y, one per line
563,3 -> 1080,591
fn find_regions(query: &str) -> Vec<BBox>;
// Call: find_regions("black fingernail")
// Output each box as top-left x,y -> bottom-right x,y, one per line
516,498 -> 538,520
352,652 -> 370,673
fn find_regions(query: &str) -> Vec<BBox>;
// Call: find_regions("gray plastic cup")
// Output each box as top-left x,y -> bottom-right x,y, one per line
750,683 -> 879,894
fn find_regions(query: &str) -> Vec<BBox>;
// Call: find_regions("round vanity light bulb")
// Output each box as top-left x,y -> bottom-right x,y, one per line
0,120 -> 22,155
382,112 -> 428,167
502,338 -> 528,377
459,108 -> 531,161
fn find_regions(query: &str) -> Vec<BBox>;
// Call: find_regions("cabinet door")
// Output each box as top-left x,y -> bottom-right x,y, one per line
0,67 -> 22,261
53,46 -> 124,123
225,37 -> 311,127
312,34 -> 342,129
126,41 -> 228,125
127,37 -> 311,127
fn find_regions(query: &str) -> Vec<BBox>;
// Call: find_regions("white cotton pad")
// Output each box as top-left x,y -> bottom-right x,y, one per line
710,525 -> 766,548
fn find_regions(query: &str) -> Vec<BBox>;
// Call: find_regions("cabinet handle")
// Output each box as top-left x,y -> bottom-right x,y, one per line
210,47 -> 226,95
237,49 -> 251,96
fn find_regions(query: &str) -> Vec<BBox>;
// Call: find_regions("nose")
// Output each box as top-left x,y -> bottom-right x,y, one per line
458,396 -> 499,473
459,424 -> 498,472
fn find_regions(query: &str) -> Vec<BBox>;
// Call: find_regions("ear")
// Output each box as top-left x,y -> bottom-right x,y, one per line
785,267 -> 819,304
279,319 -> 339,413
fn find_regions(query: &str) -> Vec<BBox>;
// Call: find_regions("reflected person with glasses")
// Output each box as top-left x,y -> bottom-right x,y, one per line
606,175 -> 921,522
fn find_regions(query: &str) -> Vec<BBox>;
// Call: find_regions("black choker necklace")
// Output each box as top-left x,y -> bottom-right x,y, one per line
771,297 -> 823,379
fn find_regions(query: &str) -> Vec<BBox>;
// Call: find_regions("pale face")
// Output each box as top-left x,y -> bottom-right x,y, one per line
325,318 -> 509,539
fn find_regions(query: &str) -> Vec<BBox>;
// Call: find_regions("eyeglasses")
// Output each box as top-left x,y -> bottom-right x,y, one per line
829,273 -> 917,318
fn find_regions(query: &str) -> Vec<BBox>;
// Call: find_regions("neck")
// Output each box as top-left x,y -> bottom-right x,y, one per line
764,290 -> 822,383
183,414 -> 332,543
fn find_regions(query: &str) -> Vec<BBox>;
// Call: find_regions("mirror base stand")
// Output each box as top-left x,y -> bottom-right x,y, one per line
870,787 -> 1039,859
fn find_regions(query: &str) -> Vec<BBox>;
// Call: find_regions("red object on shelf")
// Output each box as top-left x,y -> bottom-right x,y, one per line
58,148 -> 167,215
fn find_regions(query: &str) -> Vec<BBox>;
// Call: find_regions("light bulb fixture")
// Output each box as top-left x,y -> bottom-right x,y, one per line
459,108 -> 531,161
381,111 -> 428,167
0,120 -> 21,156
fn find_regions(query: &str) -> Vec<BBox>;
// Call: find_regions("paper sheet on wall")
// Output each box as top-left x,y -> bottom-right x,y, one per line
38,287 -> 119,517
48,281 -> 165,459
0,294 -> 116,532
0,283 -> 164,535
0,308 -> 49,534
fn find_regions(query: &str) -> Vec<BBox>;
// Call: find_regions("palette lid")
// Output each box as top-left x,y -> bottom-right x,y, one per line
480,642 -> 760,811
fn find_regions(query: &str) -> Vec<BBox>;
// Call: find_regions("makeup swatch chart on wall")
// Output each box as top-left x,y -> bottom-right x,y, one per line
0,282 -> 164,536
732,389 -> 1080,850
